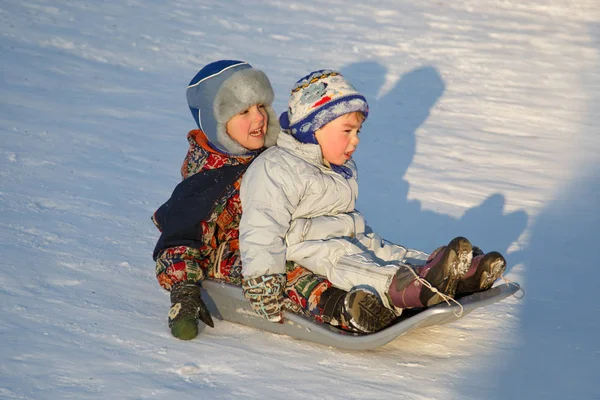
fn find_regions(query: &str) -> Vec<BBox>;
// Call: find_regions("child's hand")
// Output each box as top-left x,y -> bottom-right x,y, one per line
242,274 -> 286,322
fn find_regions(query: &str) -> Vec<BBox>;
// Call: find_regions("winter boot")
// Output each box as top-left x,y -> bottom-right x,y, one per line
456,251 -> 506,295
388,236 -> 473,308
168,282 -> 214,340
318,287 -> 396,333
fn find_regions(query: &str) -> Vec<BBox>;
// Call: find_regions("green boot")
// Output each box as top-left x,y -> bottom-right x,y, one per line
168,283 -> 214,340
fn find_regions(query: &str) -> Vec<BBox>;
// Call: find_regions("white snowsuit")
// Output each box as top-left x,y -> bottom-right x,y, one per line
239,132 -> 428,309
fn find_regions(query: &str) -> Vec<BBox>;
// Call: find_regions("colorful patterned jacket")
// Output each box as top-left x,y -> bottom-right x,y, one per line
152,129 -> 335,323
153,129 -> 255,290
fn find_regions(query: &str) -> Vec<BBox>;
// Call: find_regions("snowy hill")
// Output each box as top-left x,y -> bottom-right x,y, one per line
1,1 -> 598,399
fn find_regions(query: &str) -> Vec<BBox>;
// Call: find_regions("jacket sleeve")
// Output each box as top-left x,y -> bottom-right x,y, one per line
239,156 -> 300,278
151,165 -> 247,261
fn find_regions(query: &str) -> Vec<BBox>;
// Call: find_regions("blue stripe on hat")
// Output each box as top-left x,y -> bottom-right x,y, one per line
289,94 -> 368,145
188,60 -> 248,87
186,60 -> 251,146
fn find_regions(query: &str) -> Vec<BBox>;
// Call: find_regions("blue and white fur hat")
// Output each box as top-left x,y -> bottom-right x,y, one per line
186,60 -> 280,155
279,69 -> 369,144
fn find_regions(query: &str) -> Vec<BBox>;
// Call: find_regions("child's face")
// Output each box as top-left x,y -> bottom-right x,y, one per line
315,113 -> 362,165
226,104 -> 269,150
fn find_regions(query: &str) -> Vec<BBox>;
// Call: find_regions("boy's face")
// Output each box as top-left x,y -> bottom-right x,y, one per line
226,104 -> 269,150
315,113 -> 362,166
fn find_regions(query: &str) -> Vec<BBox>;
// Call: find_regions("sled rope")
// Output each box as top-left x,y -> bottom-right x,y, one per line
501,275 -> 525,299
406,266 -> 464,318
212,241 -> 227,280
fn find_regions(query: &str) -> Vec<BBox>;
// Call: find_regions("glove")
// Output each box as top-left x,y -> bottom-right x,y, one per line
242,273 -> 286,322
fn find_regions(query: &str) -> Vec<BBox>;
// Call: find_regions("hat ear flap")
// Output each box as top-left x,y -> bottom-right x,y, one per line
263,105 -> 280,148
279,111 -> 290,130
215,122 -> 249,155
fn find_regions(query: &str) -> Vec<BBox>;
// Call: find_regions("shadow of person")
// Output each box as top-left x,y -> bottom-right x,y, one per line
470,168 -> 600,399
341,61 -> 528,266
341,63 -> 443,239
459,194 -> 528,266
473,22 -> 600,400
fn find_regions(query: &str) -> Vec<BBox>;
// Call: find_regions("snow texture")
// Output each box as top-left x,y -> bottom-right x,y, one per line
1,0 -> 598,399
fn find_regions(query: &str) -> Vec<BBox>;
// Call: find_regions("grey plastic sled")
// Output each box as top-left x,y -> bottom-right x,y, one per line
201,279 -> 520,351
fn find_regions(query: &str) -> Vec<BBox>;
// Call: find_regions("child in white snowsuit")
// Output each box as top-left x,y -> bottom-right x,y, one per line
239,70 -> 507,328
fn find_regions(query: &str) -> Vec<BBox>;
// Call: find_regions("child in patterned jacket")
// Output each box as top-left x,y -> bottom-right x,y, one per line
239,70 -> 507,326
152,61 -> 394,340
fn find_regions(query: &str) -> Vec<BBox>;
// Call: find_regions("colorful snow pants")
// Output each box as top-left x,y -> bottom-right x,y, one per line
155,244 -> 333,322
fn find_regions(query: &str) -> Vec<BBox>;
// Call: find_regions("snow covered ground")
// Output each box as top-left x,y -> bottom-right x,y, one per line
1,0 -> 598,398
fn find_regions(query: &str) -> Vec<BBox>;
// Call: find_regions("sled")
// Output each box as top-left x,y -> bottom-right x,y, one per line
201,279 -> 520,351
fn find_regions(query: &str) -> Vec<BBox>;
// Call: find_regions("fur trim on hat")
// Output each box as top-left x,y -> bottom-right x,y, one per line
213,68 -> 279,155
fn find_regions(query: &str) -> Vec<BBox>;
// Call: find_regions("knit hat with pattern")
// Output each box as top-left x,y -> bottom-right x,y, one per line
186,60 -> 280,155
279,69 -> 369,144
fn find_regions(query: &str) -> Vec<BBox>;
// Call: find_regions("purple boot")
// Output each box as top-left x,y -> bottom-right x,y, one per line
456,251 -> 506,295
388,237 -> 473,308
